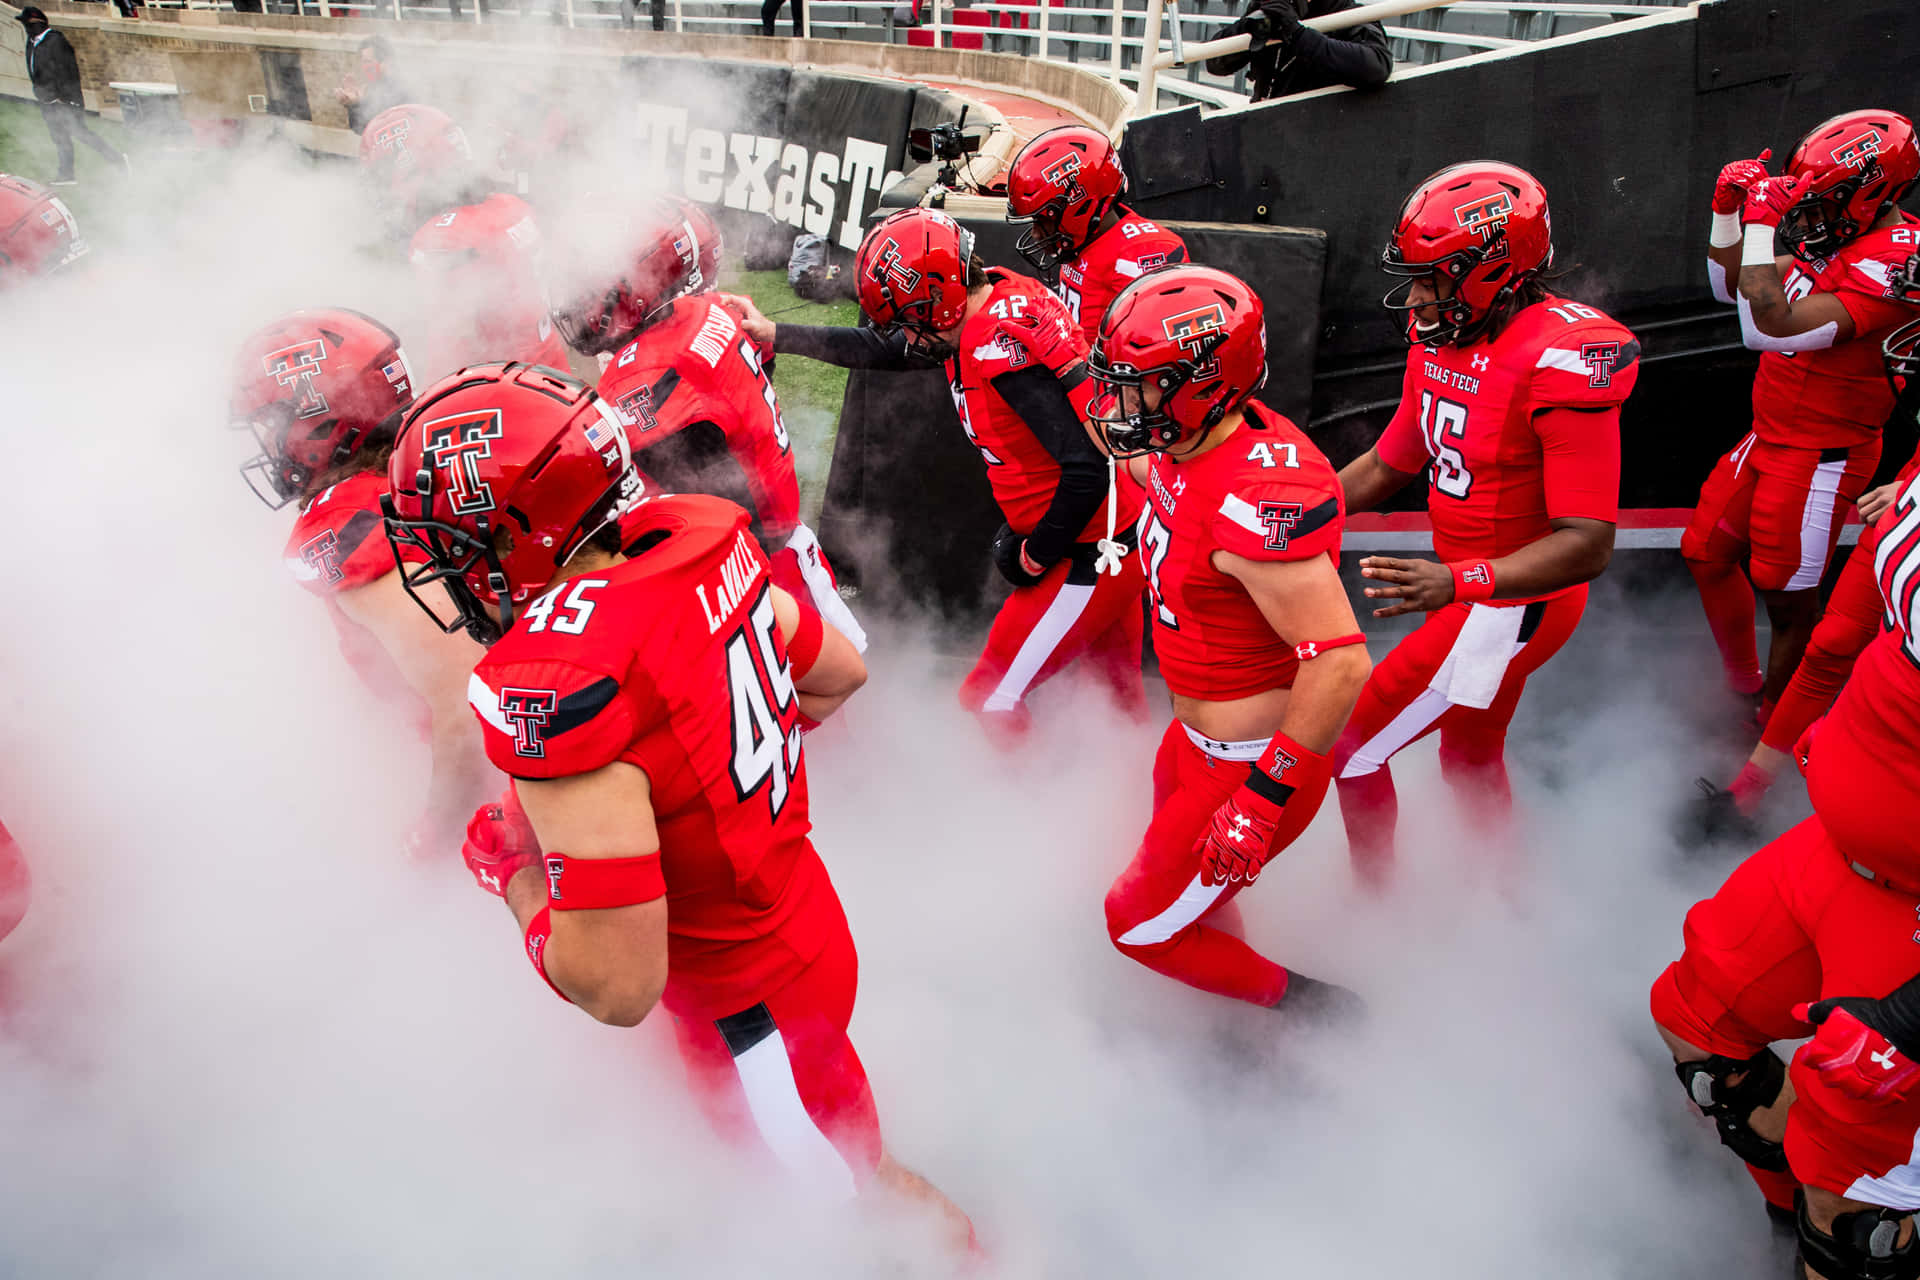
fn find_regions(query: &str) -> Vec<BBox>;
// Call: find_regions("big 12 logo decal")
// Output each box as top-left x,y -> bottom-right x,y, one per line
421,409 -> 505,515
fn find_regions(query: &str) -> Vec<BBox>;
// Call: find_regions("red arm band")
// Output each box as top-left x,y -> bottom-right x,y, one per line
1294,633 -> 1366,663
1450,559 -> 1497,603
543,851 -> 666,911
523,906 -> 572,1003
786,605 -> 825,680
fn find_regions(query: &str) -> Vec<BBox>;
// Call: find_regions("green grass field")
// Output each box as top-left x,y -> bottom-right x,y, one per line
0,96 -> 857,518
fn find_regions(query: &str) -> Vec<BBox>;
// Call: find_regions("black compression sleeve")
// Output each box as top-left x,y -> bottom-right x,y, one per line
992,363 -> 1107,568
772,324 -> 933,370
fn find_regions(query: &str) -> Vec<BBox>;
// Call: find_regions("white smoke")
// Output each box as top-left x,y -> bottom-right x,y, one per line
0,116 -> 1795,1279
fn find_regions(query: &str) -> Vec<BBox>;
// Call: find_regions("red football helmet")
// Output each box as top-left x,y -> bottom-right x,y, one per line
665,196 -> 724,295
1381,161 -> 1553,346
1780,109 -> 1920,261
0,173 -> 86,287
550,196 -> 710,356
1089,264 -> 1267,456
1882,252 -> 1920,395
231,308 -> 415,508
1005,125 -> 1127,277
359,104 -> 475,226
855,208 -> 976,357
383,363 -> 641,644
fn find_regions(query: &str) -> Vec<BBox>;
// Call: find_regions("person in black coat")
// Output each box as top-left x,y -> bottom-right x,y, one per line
1205,0 -> 1392,101
17,7 -> 126,185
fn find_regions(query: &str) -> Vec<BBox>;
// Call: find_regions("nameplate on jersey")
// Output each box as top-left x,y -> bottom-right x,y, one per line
697,529 -> 765,633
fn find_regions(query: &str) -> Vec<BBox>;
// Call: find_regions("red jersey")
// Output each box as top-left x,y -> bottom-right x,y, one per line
284,470 -> 427,731
1376,294 -> 1635,600
1139,402 -> 1344,701
467,494 -> 840,1020
947,268 -> 1141,538
409,193 -> 570,378
1052,208 -> 1188,346
598,297 -> 802,540
1751,216 -> 1920,449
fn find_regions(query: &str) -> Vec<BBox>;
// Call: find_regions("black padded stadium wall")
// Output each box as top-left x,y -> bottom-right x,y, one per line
1119,0 -> 1920,510
817,216 -> 1327,613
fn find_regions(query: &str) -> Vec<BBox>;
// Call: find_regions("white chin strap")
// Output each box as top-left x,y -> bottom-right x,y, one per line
1093,454 -> 1127,577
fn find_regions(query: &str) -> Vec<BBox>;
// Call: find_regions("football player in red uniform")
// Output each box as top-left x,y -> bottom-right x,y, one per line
381,363 -> 976,1247
1089,265 -> 1369,1015
1684,108 -> 1920,737
1004,125 -> 1188,345
359,104 -> 572,380
1332,162 -> 1636,890
723,208 -> 1149,741
0,173 -> 85,288
0,819 -> 28,948
232,308 -> 499,854
1652,451 -> 1920,1266
1694,244 -> 1920,833
549,196 -> 864,649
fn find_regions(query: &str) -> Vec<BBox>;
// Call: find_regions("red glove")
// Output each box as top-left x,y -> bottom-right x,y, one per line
461,795 -> 541,898
1741,174 -> 1805,230
1795,1000 -> 1920,1103
1194,732 -> 1330,887
1712,149 -> 1772,215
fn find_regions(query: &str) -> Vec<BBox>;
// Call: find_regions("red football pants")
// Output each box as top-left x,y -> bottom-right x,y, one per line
1330,591 -> 1586,887
1683,432 -> 1879,593
959,548 -> 1148,740
1649,816 -> 1920,1204
1103,720 -> 1330,1006
671,920 -> 882,1197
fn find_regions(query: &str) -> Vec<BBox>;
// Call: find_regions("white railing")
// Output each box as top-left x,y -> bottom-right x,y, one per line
145,0 -> 1682,113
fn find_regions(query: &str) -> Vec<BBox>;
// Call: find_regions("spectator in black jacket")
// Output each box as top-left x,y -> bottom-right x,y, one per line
1206,0 -> 1391,101
17,7 -> 126,185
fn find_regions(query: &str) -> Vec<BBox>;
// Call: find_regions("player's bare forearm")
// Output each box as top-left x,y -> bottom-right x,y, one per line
1280,645 -> 1372,753
1737,261 -> 1792,330
1488,518 -> 1614,599
504,864 -> 545,930
1706,241 -> 1742,287
773,587 -> 866,722
1336,447 -> 1417,514
427,714 -> 497,832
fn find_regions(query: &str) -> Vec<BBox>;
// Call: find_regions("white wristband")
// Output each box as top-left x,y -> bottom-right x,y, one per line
1710,211 -> 1742,248
1742,223 -> 1779,268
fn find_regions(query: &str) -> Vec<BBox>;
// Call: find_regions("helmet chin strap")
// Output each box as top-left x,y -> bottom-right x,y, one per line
1093,454 -> 1127,577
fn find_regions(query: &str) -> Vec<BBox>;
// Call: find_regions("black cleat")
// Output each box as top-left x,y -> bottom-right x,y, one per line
1677,776 -> 1761,849
1270,973 -> 1367,1028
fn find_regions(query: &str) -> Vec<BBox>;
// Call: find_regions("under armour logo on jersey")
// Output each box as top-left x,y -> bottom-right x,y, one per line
263,339 -> 330,419
1257,500 -> 1303,552
1836,128 -> 1886,177
499,686 -> 557,758
1580,340 -> 1622,388
1873,1045 -> 1901,1071
1454,191 -> 1514,260
868,239 -> 922,296
1042,152 -> 1085,199
1470,353 -> 1490,372
1162,303 -> 1228,377
299,529 -> 343,585
422,410 -> 506,515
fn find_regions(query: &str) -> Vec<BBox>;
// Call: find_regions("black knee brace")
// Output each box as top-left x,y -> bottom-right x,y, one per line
1674,1047 -> 1789,1171
1798,1201 -> 1920,1280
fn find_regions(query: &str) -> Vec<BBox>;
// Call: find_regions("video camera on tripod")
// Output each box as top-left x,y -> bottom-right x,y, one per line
907,106 -> 987,195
